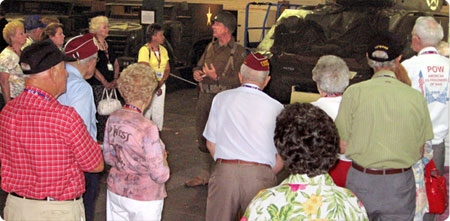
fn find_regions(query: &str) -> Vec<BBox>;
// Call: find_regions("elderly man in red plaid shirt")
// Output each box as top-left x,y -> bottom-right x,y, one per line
0,39 -> 104,220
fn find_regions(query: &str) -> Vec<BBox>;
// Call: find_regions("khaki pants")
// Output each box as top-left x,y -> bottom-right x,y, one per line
206,162 -> 277,221
4,194 -> 85,221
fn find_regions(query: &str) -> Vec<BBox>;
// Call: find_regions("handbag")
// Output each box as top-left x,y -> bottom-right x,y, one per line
425,159 -> 448,214
97,88 -> 122,115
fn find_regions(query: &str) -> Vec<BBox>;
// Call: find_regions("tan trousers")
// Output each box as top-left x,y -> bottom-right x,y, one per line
4,194 -> 85,221
206,162 -> 277,221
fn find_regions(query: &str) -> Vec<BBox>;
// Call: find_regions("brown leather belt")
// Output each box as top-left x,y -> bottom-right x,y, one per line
352,162 -> 411,175
216,158 -> 271,168
10,192 -> 81,201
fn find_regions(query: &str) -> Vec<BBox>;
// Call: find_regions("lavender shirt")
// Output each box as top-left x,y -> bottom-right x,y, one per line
103,108 -> 170,201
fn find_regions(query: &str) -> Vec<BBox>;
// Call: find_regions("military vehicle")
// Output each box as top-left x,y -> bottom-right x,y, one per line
253,0 -> 449,103
3,0 -> 94,38
162,2 -> 223,74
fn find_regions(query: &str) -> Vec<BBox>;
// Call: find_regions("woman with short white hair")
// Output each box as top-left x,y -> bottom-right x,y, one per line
311,55 -> 351,187
88,15 -> 120,142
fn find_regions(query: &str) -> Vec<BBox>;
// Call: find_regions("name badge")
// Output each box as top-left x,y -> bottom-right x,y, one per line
156,71 -> 163,78
107,63 -> 114,71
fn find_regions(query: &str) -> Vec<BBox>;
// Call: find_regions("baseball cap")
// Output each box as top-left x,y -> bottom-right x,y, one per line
243,52 -> 270,71
212,11 -> 236,33
24,15 -> 46,31
367,32 -> 403,62
64,33 -> 99,60
20,39 -> 76,75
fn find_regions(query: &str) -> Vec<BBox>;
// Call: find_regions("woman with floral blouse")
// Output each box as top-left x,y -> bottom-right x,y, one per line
0,20 -> 27,108
242,103 -> 368,220
103,63 -> 170,221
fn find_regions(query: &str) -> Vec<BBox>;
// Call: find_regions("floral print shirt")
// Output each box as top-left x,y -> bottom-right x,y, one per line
103,108 -> 170,201
242,173 -> 368,221
0,47 -> 24,98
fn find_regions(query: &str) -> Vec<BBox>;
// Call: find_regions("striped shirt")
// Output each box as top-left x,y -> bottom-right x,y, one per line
335,70 -> 434,168
0,86 -> 103,200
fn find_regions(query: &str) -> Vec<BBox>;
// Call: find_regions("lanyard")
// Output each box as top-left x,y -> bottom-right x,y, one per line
124,104 -> 142,114
420,51 -> 438,55
241,84 -> 261,91
149,43 -> 161,69
324,93 -> 342,97
374,74 -> 396,79
24,88 -> 50,101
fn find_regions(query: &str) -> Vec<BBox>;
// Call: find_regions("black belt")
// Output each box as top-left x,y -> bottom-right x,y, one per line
10,192 -> 81,201
352,162 -> 411,175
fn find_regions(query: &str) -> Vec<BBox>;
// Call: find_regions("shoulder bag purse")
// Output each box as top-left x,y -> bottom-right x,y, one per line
97,88 -> 122,115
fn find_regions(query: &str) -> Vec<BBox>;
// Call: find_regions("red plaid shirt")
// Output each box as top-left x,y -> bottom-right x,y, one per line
0,86 -> 103,200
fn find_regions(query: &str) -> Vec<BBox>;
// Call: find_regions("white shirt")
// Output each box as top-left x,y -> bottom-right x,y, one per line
311,96 -> 350,161
203,84 -> 284,167
402,47 -> 449,144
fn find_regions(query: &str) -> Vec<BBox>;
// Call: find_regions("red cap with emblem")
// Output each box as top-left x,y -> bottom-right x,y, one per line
64,33 -> 99,60
243,52 -> 270,71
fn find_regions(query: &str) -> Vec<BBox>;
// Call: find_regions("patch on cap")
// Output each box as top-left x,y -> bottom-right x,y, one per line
243,52 -> 270,71
367,32 -> 403,62
64,33 -> 99,60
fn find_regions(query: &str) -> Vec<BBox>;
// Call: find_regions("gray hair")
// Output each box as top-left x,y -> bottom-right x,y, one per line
412,16 -> 444,46
367,50 -> 396,70
240,64 -> 269,83
79,53 -> 98,65
312,55 -> 350,94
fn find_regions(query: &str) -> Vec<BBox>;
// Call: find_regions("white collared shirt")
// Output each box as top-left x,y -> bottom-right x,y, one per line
203,84 -> 284,167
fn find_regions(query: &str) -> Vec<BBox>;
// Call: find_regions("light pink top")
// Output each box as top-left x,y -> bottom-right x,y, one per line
103,108 -> 170,201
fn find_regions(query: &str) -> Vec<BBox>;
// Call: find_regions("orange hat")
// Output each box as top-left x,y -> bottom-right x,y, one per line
243,52 -> 270,71
64,33 -> 98,60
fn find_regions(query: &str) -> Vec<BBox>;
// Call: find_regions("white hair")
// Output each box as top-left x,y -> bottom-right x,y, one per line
367,50 -> 396,69
79,53 -> 98,65
240,64 -> 269,83
312,55 -> 350,94
412,16 -> 444,46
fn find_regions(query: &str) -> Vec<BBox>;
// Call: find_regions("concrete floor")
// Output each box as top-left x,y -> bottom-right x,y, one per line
0,88 -> 210,221
0,87 -> 448,220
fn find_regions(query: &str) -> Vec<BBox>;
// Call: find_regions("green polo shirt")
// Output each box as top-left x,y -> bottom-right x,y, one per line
335,70 -> 434,168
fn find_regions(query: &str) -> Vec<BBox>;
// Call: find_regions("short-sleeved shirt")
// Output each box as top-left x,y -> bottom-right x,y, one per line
402,47 -> 449,144
0,47 -> 24,98
58,64 -> 97,141
0,86 -> 102,200
311,96 -> 350,162
194,38 -> 247,89
335,70 -> 434,168
137,44 -> 169,81
203,84 -> 284,167
103,109 -> 170,201
242,174 -> 368,220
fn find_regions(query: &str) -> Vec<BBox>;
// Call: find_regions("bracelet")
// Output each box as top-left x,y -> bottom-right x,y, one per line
215,75 -> 220,83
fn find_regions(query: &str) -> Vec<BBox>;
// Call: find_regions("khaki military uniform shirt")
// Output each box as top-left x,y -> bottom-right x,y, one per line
335,70 -> 434,169
194,38 -> 247,93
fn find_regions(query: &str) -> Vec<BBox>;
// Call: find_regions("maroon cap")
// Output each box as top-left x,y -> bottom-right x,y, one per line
64,33 -> 98,60
243,52 -> 270,71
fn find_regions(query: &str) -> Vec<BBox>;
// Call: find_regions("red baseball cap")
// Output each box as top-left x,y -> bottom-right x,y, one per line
64,33 -> 98,60
243,52 -> 270,71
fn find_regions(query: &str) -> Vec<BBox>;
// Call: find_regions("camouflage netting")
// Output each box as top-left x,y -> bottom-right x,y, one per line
270,7 -> 396,60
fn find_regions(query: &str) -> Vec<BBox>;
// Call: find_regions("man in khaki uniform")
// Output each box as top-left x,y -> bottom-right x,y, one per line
186,11 -> 247,187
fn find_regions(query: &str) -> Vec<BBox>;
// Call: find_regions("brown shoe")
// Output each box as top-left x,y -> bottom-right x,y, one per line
185,176 -> 209,187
